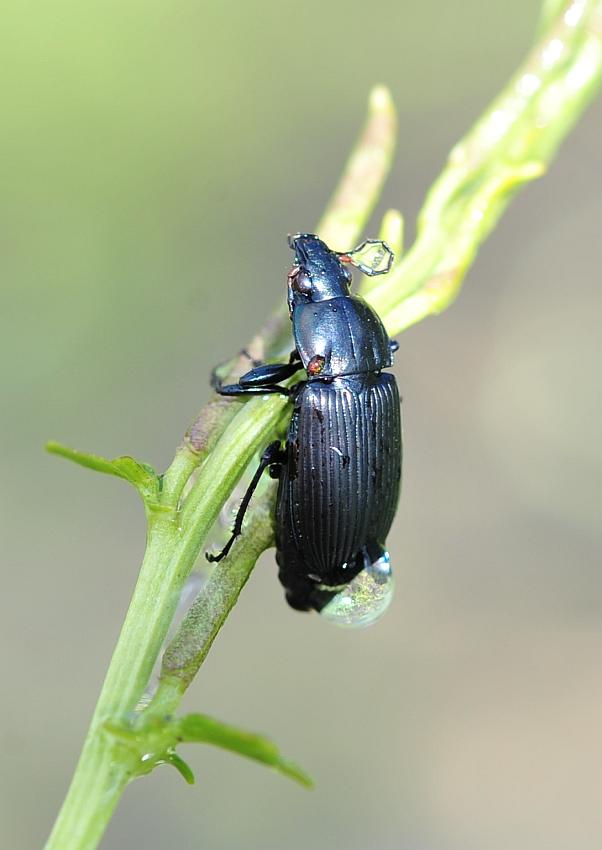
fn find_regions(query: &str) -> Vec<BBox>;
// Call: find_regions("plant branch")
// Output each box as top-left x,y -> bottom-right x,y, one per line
367,0 -> 602,333
44,81 -> 397,850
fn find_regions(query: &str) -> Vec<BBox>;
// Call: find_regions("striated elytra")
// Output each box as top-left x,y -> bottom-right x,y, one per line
208,234 -> 402,627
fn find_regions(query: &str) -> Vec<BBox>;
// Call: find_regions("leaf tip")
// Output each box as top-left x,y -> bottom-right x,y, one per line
369,84 -> 394,114
379,208 -> 405,258
279,761 -> 315,789
168,752 -> 196,785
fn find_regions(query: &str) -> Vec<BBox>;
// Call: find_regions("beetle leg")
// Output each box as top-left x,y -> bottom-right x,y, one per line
209,349 -> 262,390
214,359 -> 303,399
389,340 -> 399,353
206,440 -> 286,563
239,360 -> 302,387
216,384 -> 293,398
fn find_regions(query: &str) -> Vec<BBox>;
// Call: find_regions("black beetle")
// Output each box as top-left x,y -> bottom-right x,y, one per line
208,234 -> 402,627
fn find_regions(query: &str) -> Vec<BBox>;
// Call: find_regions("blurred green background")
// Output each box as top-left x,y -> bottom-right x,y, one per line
2,1 -> 602,848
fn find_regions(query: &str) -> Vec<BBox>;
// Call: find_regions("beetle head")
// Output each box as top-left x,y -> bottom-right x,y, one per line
287,233 -> 394,313
287,234 -> 351,308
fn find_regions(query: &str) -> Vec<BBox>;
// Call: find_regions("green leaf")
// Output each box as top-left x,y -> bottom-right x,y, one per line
316,84 -> 397,250
176,713 -> 314,788
166,752 -> 196,785
46,441 -> 167,512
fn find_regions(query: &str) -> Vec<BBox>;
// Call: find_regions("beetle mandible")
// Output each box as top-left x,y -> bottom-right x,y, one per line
208,233 -> 402,627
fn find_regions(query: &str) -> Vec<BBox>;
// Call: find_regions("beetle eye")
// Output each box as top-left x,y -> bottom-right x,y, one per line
289,267 -> 312,295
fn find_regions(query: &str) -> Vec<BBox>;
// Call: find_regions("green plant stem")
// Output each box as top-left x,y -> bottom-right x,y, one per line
46,3 -> 602,848
159,504 -> 275,690
46,86 -> 396,850
46,401 -> 290,850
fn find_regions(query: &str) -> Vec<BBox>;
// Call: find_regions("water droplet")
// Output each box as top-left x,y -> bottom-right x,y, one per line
320,551 -> 394,628
343,240 -> 393,276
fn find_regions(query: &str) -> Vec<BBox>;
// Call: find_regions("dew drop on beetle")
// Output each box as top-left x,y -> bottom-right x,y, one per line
319,552 -> 394,628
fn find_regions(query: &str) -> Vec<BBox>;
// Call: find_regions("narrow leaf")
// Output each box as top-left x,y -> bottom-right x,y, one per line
46,441 -> 165,511
176,713 -> 313,788
379,208 -> 404,258
317,84 -> 397,250
167,752 -> 196,785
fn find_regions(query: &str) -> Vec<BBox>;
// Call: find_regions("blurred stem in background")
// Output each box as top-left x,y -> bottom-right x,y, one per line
45,2 -> 602,849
